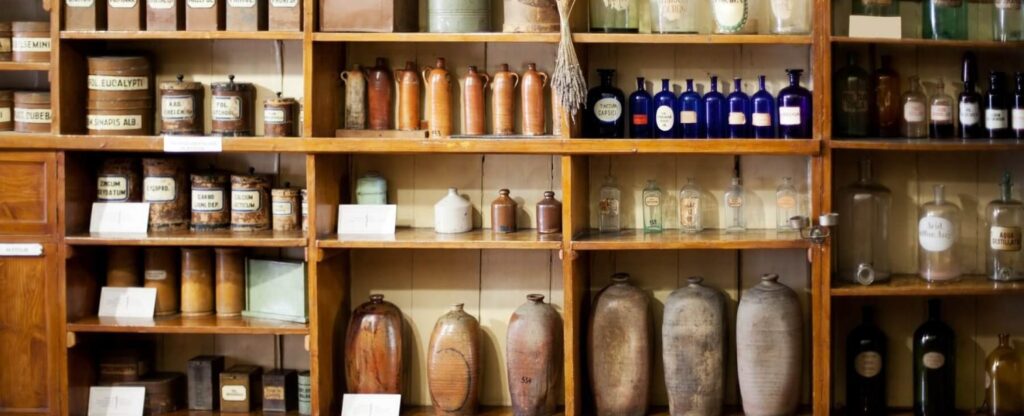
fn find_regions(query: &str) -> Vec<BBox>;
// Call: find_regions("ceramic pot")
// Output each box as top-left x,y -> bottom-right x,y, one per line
535,191 -> 561,234
491,189 -> 517,233
507,294 -> 562,416
663,276 -> 726,416
346,294 -> 404,394
427,303 -> 480,416
736,273 -> 802,416
588,272 -> 651,416
341,65 -> 367,129
435,188 -> 473,234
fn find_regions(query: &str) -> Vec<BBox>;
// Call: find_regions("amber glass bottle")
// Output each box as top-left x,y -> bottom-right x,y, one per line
985,334 -> 1023,416
873,55 -> 901,137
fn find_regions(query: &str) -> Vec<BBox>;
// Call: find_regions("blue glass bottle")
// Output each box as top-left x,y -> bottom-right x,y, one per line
985,70 -> 1011,139
704,76 -> 727,138
1014,72 -> 1024,139
586,69 -> 626,138
653,78 -> 677,139
727,78 -> 751,138
959,52 -> 984,139
777,69 -> 813,139
752,75 -> 776,138
677,79 -> 703,138
628,77 -> 653,138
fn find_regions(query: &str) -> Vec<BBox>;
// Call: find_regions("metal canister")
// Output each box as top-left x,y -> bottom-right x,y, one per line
271,185 -> 301,231
143,157 -> 190,231
300,188 -> 308,232
230,170 -> 270,231
87,97 -> 153,135
190,171 -> 229,231
13,91 -> 51,134
0,23 -> 11,62
211,75 -> 255,136
11,22 -> 50,63
144,247 -> 179,316
263,93 -> 298,137
160,75 -> 204,135
180,247 -> 214,317
97,158 -> 142,202
214,247 -> 245,316
87,56 -> 153,136
0,90 -> 12,131
428,0 -> 490,32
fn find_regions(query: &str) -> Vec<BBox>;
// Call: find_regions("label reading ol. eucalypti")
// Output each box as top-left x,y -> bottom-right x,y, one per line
272,201 -> 293,216
97,176 -> 128,201
680,110 -> 698,124
997,0 -> 1022,9
728,111 -> 746,126
67,0 -> 95,7
904,102 -> 925,123
923,352 -> 946,369
991,226 -> 1022,251
222,385 -> 247,401
14,108 -> 51,123
594,98 -> 622,123
264,108 -> 286,124
12,37 -> 50,53
919,216 -> 955,252
855,351 -> 882,378
188,0 -> 215,8
752,112 -> 771,127
271,0 -> 299,6
213,96 -> 242,121
108,0 -> 138,8
960,102 -> 980,125
232,190 -> 261,212
655,106 -> 674,131
88,115 -> 143,131
191,188 -> 224,211
143,177 -> 176,202
931,104 -> 952,122
0,108 -> 10,123
779,106 -> 801,126
149,0 -> 175,9
162,96 -> 194,121
986,109 -> 1008,129
228,0 -> 255,6
89,75 -> 149,91
713,0 -> 747,32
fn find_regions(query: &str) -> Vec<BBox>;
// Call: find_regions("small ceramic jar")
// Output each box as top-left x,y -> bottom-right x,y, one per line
356,172 -> 387,204
536,191 -> 561,234
434,188 -> 472,234
491,189 -> 517,233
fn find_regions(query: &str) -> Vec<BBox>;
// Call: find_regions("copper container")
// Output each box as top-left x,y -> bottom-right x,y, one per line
521,63 -> 547,136
395,61 -> 421,131
226,0 -> 266,31
535,191 -> 560,234
269,0 -> 302,31
14,91 -> 51,134
88,56 -> 153,101
427,303 -> 480,416
423,58 -> 451,137
367,57 -> 393,130
271,186 -> 301,231
491,64 -> 518,135
507,294 -> 562,416
108,0 -> 145,31
0,90 -> 12,131
98,157 -> 142,202
66,0 -> 107,31
186,0 -> 224,30
340,65 -> 366,129
12,22 -> 50,63
264,93 -> 299,137
160,75 -> 205,135
589,273 -> 651,416
107,247 -> 142,287
191,171 -> 230,231
214,247 -> 245,317
502,0 -> 559,32
491,188 -> 517,233
147,0 -> 186,30
345,294 -> 404,394
231,171 -> 271,232
143,157 -> 190,231
211,75 -> 255,136
0,23 -> 10,62
88,98 -> 153,135
462,65 -> 488,136
145,247 -> 180,317
181,248 -> 214,317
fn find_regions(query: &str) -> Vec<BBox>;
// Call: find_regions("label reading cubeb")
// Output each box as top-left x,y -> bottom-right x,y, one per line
14,108 -> 51,123
923,352 -> 946,369
143,177 -> 176,202
855,351 -> 882,378
12,38 -> 50,53
97,176 -> 129,201
779,106 -> 801,126
162,96 -> 195,121
88,75 -> 149,91
232,190 -> 261,212
191,189 -> 224,212
919,216 -> 955,252
212,96 -> 242,121
221,385 -> 247,401
88,115 -> 143,131
594,98 -> 622,123
656,106 -> 674,131
990,226 -> 1022,251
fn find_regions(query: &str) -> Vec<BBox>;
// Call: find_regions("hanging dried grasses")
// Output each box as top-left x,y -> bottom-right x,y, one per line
552,0 -> 587,120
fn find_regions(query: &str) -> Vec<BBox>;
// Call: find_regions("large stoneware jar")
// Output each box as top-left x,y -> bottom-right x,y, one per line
663,276 -> 725,416
506,294 -> 562,416
736,273 -> 802,416
345,294 -> 404,394
588,272 -> 651,416
427,303 -> 480,416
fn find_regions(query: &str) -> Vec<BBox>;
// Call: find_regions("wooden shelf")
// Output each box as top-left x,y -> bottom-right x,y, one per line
571,229 -> 810,250
319,228 -> 562,250
830,138 -> 1024,151
831,35 -> 1024,48
160,412 -> 299,416
831,274 -> 1024,296
574,33 -> 813,44
401,406 -> 526,415
0,61 -> 50,71
65,229 -> 307,247
6,135 -> 312,153
313,32 -> 559,43
66,315 -> 309,335
311,136 -> 569,154
60,30 -> 304,40
566,138 -> 820,155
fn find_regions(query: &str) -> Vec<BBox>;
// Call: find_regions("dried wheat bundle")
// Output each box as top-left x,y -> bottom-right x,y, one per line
552,0 -> 587,120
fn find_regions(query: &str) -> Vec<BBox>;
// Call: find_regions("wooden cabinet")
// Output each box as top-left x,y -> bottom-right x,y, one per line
0,152 -> 57,236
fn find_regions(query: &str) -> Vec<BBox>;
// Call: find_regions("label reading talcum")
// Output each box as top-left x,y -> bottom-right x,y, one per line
0,108 -> 10,123
271,0 -> 299,6
594,97 -> 622,122
923,352 -> 946,369
655,106 -> 674,131
148,0 -> 175,8
855,351 -> 882,378
191,188 -> 224,211
162,96 -> 195,121
97,176 -> 129,201
67,0 -> 95,6
88,115 -> 143,131
14,108 -> 51,123
145,270 -> 167,281
919,216 -> 955,252
108,0 -> 138,7
990,226 -> 1022,251
213,96 -> 242,121
12,38 -> 51,53
264,108 -> 286,123
143,177 -> 177,202
272,201 -> 293,216
221,385 -> 247,401
88,75 -> 149,91
232,190 -> 261,211
779,106 -> 801,125
228,0 -> 255,6
752,112 -> 772,127
188,0 -> 215,7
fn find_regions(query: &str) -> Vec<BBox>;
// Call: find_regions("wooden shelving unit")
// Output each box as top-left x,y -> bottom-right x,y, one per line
571,229 -> 810,250
318,229 -> 561,250
830,138 -> 1024,151
64,230 -> 307,247
830,35 -> 1024,48
60,30 -> 305,40
831,274 -> 1024,297
0,61 -> 50,71
66,315 -> 309,335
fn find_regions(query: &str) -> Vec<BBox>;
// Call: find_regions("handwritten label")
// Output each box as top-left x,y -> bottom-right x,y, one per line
13,37 -> 51,53
919,216 -> 955,252
338,205 -> 397,234
341,394 -> 402,416
162,96 -> 194,121
192,189 -> 224,211
89,202 -> 150,234
88,386 -> 146,416
88,115 -> 143,131
163,135 -> 223,152
14,108 -> 51,123
0,243 -> 43,256
98,287 -> 157,318
88,75 -> 148,91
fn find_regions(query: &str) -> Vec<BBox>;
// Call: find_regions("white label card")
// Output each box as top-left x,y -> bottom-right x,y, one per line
98,287 -> 157,318
88,386 -> 146,416
0,243 -> 43,256
163,135 -> 223,153
338,205 -> 397,235
849,15 -> 902,39
89,202 -> 151,234
341,394 -> 402,416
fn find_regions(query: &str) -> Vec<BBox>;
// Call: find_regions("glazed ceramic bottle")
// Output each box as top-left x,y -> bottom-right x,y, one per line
834,53 -> 871,138
846,306 -> 887,416
902,76 -> 928,138
435,188 -> 473,234
872,56 -> 901,138
521,63 -> 547,136
838,159 -> 892,285
536,191 -> 562,234
677,79 -> 703,138
737,274 -> 802,416
653,79 -> 676,138
587,69 -> 626,138
423,58 -> 452,137
778,69 -> 813,139
985,334 -> 1022,416
986,173 -> 1024,281
590,0 -> 639,32
492,64 -> 519,135
986,71 -> 1012,139
589,273 -> 650,416
960,52 -> 985,139
629,77 -> 653,138
752,75 -> 776,138
679,177 -> 703,233
930,79 -> 955,139
704,76 -> 727,138
663,277 -> 725,416
599,175 -> 622,232
367,57 -> 393,130
506,294 -> 562,416
727,78 -> 751,138
340,64 -> 366,129
913,299 -> 955,416
463,65 -> 489,136
395,61 -> 422,131
923,0 -> 967,40
345,294 -> 403,394
650,0 -> 698,33
427,303 -> 480,416
643,179 -> 663,233
919,184 -> 961,282
492,189 -> 518,233
355,172 -> 387,204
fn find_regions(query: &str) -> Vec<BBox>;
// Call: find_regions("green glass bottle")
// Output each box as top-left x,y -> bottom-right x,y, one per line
642,179 -> 663,233
923,0 -> 968,40
913,299 -> 956,416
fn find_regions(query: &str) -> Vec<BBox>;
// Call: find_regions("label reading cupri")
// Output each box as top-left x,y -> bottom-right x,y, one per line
997,0 -> 1022,9
271,0 -> 299,6
14,108 -> 51,123
145,270 -> 167,281
923,352 -> 946,369
919,216 -> 955,252
855,351 -> 882,378
644,195 -> 660,207
1013,109 -> 1024,130
656,106 -> 674,131
191,189 -> 224,212
162,96 -> 195,121
931,104 -> 952,122
752,112 -> 771,127
88,75 -> 149,91
713,0 -> 747,32
97,176 -> 128,201
213,96 -> 242,121
728,111 -> 746,126
88,115 -> 143,131
727,195 -> 743,208
67,0 -> 95,7
680,110 -> 698,124
188,0 -> 215,8
779,106 -> 801,126
264,108 -> 286,124
986,109 -> 1008,129
228,0 -> 256,6
272,201 -> 293,216
143,177 -> 176,202
149,0 -> 175,8
599,198 -> 619,216
12,37 -> 51,53
232,190 -> 261,212
680,197 -> 700,227
222,385 -> 247,402
960,102 -> 980,125
0,108 -> 10,123
594,98 -> 622,123
904,102 -> 926,123
990,226 -> 1022,251
108,0 -> 138,7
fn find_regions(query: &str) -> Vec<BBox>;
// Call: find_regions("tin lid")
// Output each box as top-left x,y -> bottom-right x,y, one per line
265,92 -> 297,106
160,75 -> 203,91
14,91 -> 50,104
272,182 -> 300,197
87,56 -> 151,73
231,168 -> 271,187
211,75 -> 255,92
12,21 -> 49,33
190,171 -> 230,184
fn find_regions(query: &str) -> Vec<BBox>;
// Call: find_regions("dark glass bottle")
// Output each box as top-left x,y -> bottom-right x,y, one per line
752,75 -> 776,138
913,299 -> 956,416
986,71 -> 1011,139
727,78 -> 751,138
704,76 -> 727,138
872,55 -> 901,138
834,52 -> 871,138
1014,72 -> 1024,139
629,77 -> 653,138
586,69 -> 626,138
959,52 -> 984,139
653,78 -> 677,139
677,78 -> 703,138
929,79 -> 956,139
778,69 -> 813,139
846,306 -> 888,416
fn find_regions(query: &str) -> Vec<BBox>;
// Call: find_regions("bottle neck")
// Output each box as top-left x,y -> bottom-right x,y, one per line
600,73 -> 613,86
636,78 -> 645,91
862,306 -> 874,324
710,77 -> 718,92
733,79 -> 742,92
759,76 -> 766,91
662,79 -> 670,91
859,160 -> 872,183
686,79 -> 694,92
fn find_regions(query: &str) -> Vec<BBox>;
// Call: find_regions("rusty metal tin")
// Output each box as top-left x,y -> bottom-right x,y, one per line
143,157 -> 190,231
160,75 -> 205,135
226,0 -> 266,31
147,0 -> 186,30
300,188 -> 308,232
88,56 -> 153,101
0,23 -> 10,62
214,247 -> 245,316
145,247 -> 180,316
66,0 -> 107,31
88,98 -> 153,135
264,94 -> 298,137
0,90 -> 11,131
98,157 -> 143,202
230,172 -> 270,232
268,0 -> 301,31
211,75 -> 255,136
14,91 -> 51,134
190,171 -> 230,231
12,22 -> 50,63
108,0 -> 146,31
181,247 -> 214,317
186,0 -> 225,30
271,186 -> 300,231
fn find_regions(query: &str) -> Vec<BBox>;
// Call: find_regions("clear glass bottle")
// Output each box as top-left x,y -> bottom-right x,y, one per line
724,176 -> 746,233
923,0 -> 968,40
775,177 -> 799,232
919,184 -> 961,282
985,334 -> 1023,416
727,78 -> 751,138
838,159 -> 892,285
679,177 -> 703,233
599,175 -> 621,233
643,179 -> 663,233
769,0 -> 810,34
873,55 -> 901,138
902,76 -> 928,138
929,79 -> 956,139
590,0 -> 640,32
629,77 -> 653,139
713,0 -> 752,34
852,0 -> 898,16
650,0 -> 699,33
752,75 -> 776,138
834,52 -> 871,138
993,0 -> 1023,41
986,173 -> 1024,281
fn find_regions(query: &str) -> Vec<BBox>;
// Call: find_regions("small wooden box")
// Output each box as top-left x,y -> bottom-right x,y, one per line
220,365 -> 262,412
187,355 -> 225,410
262,369 -> 297,412
186,0 -> 224,30
226,0 -> 266,31
98,348 -> 151,384
113,372 -> 186,414
268,0 -> 300,31
147,0 -> 186,30
320,0 -> 417,32
65,0 -> 107,31
108,0 -> 145,31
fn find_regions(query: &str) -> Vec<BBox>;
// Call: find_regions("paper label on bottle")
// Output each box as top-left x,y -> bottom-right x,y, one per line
149,0 -> 175,9
264,108 -> 286,124
89,76 -> 148,92
12,38 -> 51,53
143,177 -> 176,202
919,216 -> 955,252
680,196 -> 700,227
188,0 -> 215,7
632,114 -> 648,125
659,0 -> 687,21
162,96 -> 194,121
644,195 -> 660,207
904,102 -> 926,123
603,0 -> 630,11
67,0 -> 95,7
88,115 -> 143,131
599,198 -> 619,216
109,0 -> 138,7
14,108 -> 51,123
779,106 -> 801,126
144,270 -> 167,281
594,98 -> 622,123
777,195 -> 796,209
264,386 -> 285,401
212,96 -> 242,121
996,0 -> 1021,9
931,104 -> 952,122
728,111 -> 747,125
232,190 -> 261,212
990,226 -> 1022,251
97,176 -> 129,201
727,195 -> 743,208
272,201 -> 293,216
222,385 -> 247,401
228,0 -> 255,7
0,39 -> 10,54
1013,109 -> 1024,130
960,102 -> 980,125
934,0 -> 961,7
680,110 -> 698,124
0,108 -> 10,123
855,351 -> 882,378
986,109 -> 1008,129
923,352 -> 946,369
841,90 -> 869,113
271,0 -> 299,6
713,0 -> 748,32
771,0 -> 793,20
752,112 -> 772,127
191,188 -> 224,212
656,106 -> 674,131
301,201 -> 308,216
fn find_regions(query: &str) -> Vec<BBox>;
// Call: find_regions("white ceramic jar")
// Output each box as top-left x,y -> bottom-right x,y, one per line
434,188 -> 473,233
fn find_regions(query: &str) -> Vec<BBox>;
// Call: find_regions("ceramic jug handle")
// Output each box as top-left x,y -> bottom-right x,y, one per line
421,69 -> 430,83
340,72 -> 348,84
539,72 -> 548,87
481,73 -> 490,89
511,73 -> 520,89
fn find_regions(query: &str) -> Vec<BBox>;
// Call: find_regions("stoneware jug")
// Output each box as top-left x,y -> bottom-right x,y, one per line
663,276 -> 725,416
345,294 -> 404,394
434,187 -> 473,234
367,57 -> 394,130
736,273 -> 802,416
491,63 -> 519,135
588,272 -> 651,416
463,66 -> 489,136
340,64 -> 367,129
535,191 -> 561,234
507,294 -> 562,416
491,189 -> 518,233
521,63 -> 548,136
427,303 -> 480,416
423,58 -> 452,137
396,61 -> 422,131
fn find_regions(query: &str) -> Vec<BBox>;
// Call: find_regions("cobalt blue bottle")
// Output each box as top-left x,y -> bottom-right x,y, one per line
1014,72 -> 1024,139
777,69 -> 813,139
727,78 -> 751,138
629,77 -> 653,138
653,78 -> 677,138
677,79 -> 703,138
703,76 -> 727,138
586,69 -> 626,138
751,75 -> 776,138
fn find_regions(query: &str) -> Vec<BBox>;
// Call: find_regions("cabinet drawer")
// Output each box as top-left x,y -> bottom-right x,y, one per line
0,152 -> 57,236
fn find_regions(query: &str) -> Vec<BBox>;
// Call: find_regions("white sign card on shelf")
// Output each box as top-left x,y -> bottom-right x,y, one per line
337,205 -> 397,235
89,203 -> 151,234
87,386 -> 146,416
340,394 -> 401,416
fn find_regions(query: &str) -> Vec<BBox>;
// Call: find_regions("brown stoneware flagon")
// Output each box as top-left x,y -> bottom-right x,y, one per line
506,294 -> 562,416
462,65 -> 489,136
588,272 -> 651,416
345,294 -> 404,394
427,303 -> 480,416
367,57 -> 394,130
395,61 -> 422,131
490,64 -> 518,135
423,58 -> 452,137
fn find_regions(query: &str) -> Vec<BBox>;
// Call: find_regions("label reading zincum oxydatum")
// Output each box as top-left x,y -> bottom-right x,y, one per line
97,176 -> 128,201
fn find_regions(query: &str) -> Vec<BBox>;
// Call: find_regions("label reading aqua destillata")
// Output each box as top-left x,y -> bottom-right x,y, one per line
594,98 -> 622,123
991,226 -> 1022,251
919,216 -> 955,252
